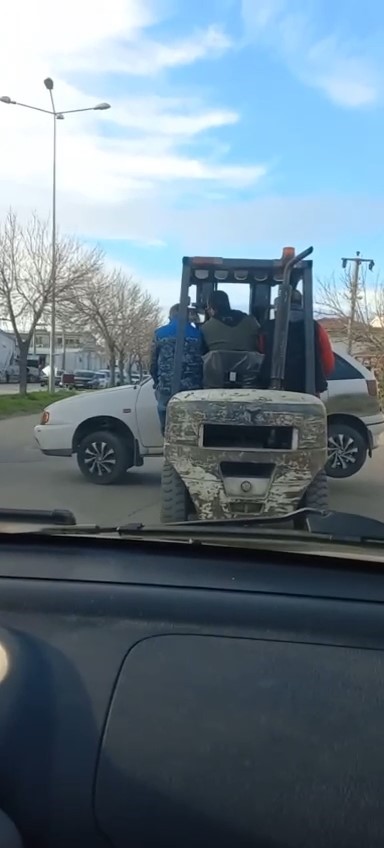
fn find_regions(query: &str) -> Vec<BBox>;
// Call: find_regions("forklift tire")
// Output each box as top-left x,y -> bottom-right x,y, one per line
302,469 -> 329,511
161,461 -> 189,523
294,470 -> 328,530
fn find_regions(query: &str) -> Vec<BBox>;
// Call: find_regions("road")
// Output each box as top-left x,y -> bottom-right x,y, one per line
0,383 -> 43,394
0,413 -> 383,527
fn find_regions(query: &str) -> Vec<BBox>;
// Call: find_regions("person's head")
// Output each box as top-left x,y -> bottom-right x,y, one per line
168,303 -> 179,321
273,289 -> 303,312
207,290 -> 231,318
291,289 -> 302,309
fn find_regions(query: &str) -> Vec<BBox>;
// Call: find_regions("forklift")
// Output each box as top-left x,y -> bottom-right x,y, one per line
160,247 -> 328,523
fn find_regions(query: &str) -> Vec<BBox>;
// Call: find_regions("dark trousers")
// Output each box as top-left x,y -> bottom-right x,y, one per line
155,389 -> 170,436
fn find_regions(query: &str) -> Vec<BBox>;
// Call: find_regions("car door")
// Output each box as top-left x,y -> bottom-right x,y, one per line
135,378 -> 163,449
326,353 -> 367,415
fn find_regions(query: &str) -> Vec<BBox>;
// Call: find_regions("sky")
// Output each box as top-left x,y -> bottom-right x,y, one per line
0,0 -> 383,310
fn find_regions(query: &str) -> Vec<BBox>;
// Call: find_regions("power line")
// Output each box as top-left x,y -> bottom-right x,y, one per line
341,251 -> 375,354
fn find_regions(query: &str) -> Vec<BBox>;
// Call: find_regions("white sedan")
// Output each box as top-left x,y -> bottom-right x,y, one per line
34,378 -> 163,484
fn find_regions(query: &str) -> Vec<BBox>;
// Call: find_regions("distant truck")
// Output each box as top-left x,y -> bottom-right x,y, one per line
0,330 -> 17,382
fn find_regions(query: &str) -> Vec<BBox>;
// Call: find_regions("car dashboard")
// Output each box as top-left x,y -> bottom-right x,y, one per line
0,533 -> 383,847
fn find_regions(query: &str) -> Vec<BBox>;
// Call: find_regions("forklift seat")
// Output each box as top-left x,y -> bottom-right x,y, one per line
203,350 -> 263,389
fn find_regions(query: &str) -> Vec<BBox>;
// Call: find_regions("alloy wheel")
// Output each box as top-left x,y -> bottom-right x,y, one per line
327,432 -> 358,471
83,441 -> 117,477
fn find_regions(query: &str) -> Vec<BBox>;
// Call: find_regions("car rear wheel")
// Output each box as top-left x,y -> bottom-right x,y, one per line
326,422 -> 367,479
77,430 -> 131,485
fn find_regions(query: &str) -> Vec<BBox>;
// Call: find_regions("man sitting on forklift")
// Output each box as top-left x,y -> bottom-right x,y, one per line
258,289 -> 335,394
201,291 -> 260,352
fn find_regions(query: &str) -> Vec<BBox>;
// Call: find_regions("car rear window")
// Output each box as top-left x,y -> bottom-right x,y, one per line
328,354 -> 362,381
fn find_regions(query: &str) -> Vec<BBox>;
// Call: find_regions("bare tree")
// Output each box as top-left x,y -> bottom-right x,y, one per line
71,270 -> 161,385
317,266 -> 384,357
68,269 -> 123,386
114,283 -> 161,382
0,209 -> 102,393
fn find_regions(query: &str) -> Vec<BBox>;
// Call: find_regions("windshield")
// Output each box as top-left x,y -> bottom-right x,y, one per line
0,3 -> 382,556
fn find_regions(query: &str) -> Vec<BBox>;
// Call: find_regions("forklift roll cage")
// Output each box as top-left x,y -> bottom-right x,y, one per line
171,247 -> 315,397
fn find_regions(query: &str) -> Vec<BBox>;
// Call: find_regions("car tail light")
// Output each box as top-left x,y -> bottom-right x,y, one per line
40,410 -> 50,425
366,379 -> 377,397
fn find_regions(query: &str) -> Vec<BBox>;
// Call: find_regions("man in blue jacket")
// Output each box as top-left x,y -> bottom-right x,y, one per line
150,304 -> 203,435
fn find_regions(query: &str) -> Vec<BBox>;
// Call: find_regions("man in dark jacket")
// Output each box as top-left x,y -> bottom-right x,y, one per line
150,304 -> 203,435
258,290 -> 335,394
201,291 -> 260,352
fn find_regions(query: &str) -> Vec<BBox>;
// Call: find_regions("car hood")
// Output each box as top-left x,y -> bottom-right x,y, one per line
44,383 -> 138,415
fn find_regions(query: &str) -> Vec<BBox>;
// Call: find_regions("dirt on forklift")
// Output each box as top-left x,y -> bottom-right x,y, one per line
160,247 -> 329,523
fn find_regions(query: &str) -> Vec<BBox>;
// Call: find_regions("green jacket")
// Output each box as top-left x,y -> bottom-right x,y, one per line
201,311 -> 260,352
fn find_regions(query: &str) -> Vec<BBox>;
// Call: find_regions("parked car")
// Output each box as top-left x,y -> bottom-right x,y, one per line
73,370 -> 97,389
88,370 -> 124,389
324,348 -> 384,478
90,370 -> 110,389
34,377 -> 162,484
34,352 -> 384,485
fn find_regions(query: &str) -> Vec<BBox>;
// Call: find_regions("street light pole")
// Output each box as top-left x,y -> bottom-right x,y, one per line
51,111 -> 57,393
44,79 -> 58,394
0,84 -> 111,394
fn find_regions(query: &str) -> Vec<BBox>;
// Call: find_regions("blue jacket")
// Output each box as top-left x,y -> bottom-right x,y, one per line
150,319 -> 203,395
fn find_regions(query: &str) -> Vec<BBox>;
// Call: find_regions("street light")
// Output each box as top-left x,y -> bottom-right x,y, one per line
1,81 -> 111,393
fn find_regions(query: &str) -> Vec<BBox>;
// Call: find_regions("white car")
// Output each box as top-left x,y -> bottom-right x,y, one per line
34,354 -> 384,485
34,377 -> 163,484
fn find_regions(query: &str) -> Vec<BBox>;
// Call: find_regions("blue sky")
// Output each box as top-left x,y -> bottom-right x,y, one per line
0,0 -> 384,309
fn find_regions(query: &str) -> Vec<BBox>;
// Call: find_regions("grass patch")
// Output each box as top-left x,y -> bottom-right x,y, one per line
0,390 -> 70,419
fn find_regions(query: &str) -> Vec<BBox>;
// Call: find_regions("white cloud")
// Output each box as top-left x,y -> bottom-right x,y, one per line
2,186 -> 378,312
0,0 -> 265,227
110,97 -> 239,136
241,0 -> 380,107
1,186 -> 377,256
65,24 -> 232,76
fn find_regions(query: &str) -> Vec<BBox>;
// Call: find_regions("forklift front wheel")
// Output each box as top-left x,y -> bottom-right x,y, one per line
161,461 -> 190,523
294,469 -> 329,529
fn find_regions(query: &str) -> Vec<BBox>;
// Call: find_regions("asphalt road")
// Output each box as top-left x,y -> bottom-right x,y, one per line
0,383 -> 43,393
0,413 -> 383,527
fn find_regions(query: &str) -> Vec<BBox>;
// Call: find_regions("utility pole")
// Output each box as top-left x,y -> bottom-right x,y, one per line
341,251 -> 375,354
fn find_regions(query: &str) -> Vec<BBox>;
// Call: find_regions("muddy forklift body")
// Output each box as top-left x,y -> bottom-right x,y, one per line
161,248 -> 328,523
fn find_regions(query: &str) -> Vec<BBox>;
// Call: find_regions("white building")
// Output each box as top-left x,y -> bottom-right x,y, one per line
30,327 -> 107,372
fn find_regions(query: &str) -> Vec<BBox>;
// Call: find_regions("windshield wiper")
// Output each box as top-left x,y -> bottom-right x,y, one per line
114,509 -> 384,544
2,507 -> 384,546
19,508 -> 384,545
0,508 -> 76,526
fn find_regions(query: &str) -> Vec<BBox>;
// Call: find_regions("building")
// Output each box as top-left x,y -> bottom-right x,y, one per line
29,327 -> 107,372
318,317 -> 384,373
